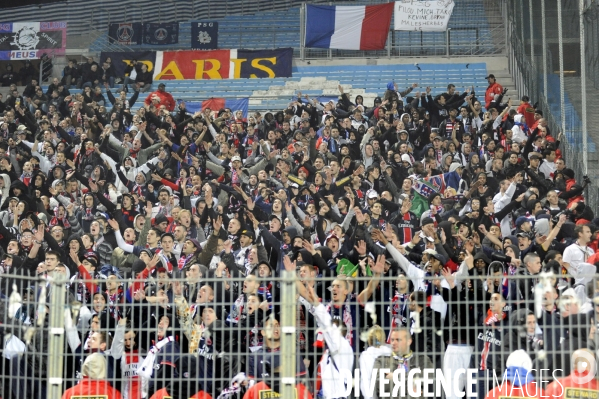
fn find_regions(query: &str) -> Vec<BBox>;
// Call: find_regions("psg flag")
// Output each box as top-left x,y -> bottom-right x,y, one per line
108,23 -> 142,45
143,22 -> 179,45
191,21 -> 218,50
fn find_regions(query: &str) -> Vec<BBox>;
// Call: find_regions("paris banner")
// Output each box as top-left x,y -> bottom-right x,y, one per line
0,21 -> 67,60
143,22 -> 179,45
101,48 -> 293,80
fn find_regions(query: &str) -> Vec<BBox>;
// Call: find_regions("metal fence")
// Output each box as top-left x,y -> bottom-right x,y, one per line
506,0 -> 598,213
2,269 -> 597,399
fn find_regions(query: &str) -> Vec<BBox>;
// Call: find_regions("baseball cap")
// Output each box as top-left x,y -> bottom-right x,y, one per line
529,153 -> 542,160
367,190 -> 378,199
430,253 -> 447,264
231,155 -> 241,162
240,229 -> 255,240
421,217 -> 435,227
485,74 -> 496,79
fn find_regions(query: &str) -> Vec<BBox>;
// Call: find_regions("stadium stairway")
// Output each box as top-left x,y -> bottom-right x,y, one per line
31,62 -> 523,113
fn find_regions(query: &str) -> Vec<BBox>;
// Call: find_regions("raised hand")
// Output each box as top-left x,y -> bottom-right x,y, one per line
441,267 -> 455,289
354,240 -> 367,256
107,218 -> 120,231
34,224 -> 44,242
223,240 -> 232,254
283,255 -> 296,273
302,239 -> 316,255
213,215 -> 222,232
371,254 -> 386,275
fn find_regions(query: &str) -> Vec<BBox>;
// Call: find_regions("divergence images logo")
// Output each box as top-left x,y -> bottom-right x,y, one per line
11,26 -> 40,50
117,25 -> 134,42
154,28 -> 167,41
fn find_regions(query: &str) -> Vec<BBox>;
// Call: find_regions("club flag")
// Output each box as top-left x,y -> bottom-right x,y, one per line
410,191 -> 430,219
420,171 -> 462,194
304,3 -> 394,50
414,177 -> 442,197
411,179 -> 438,218
185,98 -> 249,118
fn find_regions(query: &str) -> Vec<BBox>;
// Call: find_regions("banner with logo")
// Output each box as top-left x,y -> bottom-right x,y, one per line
99,51 -> 157,78
108,23 -> 143,45
394,0 -> 455,31
0,21 -> 67,60
143,23 -> 179,45
191,21 -> 218,50
150,48 -> 293,80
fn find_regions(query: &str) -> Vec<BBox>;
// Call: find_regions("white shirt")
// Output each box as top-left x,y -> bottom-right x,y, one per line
563,242 -> 595,277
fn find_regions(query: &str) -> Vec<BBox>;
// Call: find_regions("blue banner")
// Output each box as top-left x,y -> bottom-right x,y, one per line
191,21 -> 218,50
143,23 -> 179,45
237,48 -> 293,78
108,23 -> 142,45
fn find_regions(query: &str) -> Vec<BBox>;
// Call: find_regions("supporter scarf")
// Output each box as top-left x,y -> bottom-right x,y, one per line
315,301 -> 353,347
49,206 -> 71,229
231,168 -> 240,186
388,291 -> 409,343
131,184 -> 144,196
484,308 -> 505,326
137,336 -> 175,379
129,148 -> 140,158
178,253 -> 192,270
82,207 -> 95,221
20,172 -> 32,186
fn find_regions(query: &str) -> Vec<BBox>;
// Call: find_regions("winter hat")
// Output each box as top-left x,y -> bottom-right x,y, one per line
562,168 -> 575,180
506,349 -> 533,372
449,162 -> 463,173
428,192 -> 441,206
534,218 -> 550,237
82,353 -> 107,379
506,244 -> 521,259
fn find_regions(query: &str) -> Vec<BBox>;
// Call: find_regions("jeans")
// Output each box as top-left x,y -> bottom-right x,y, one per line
29,103 -> 48,114
122,77 -> 151,92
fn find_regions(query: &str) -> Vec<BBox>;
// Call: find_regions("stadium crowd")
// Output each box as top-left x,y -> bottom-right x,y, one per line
0,64 -> 596,399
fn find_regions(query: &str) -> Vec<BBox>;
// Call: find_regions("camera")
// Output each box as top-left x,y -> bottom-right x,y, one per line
491,252 -> 511,264
583,175 -> 591,185
551,209 -> 572,224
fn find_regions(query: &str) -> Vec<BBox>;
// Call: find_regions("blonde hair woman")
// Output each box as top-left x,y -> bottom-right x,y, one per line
359,325 -> 391,399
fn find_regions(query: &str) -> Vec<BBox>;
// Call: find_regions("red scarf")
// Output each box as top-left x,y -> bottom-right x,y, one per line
49,206 -> 71,229
484,308 -> 505,326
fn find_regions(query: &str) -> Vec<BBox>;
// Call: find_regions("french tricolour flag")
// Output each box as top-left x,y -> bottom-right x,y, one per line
304,3 -> 394,50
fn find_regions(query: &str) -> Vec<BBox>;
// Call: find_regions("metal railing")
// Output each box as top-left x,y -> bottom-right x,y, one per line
2,270 -> 597,399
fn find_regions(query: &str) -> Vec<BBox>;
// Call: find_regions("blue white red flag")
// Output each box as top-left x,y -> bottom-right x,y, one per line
304,3 -> 394,50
